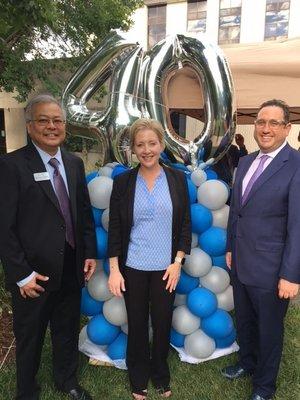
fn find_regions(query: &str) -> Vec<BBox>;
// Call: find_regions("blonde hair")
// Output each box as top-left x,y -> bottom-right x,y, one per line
129,118 -> 165,150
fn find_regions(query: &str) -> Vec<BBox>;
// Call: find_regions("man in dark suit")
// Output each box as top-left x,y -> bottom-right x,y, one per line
0,94 -> 97,400
222,99 -> 300,400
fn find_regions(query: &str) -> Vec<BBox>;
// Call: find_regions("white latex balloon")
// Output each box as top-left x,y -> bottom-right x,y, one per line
212,205 -> 230,229
88,176 -> 113,209
103,296 -> 127,326
87,270 -> 113,301
98,166 -> 113,178
200,266 -> 230,294
191,233 -> 198,248
96,259 -> 103,271
183,248 -> 212,277
216,285 -> 234,312
191,169 -> 207,187
172,305 -> 200,335
184,329 -> 216,359
101,208 -> 110,231
197,180 -> 229,210
174,294 -> 187,307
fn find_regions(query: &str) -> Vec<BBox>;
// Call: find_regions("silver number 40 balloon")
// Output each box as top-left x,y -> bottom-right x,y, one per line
62,31 -> 236,168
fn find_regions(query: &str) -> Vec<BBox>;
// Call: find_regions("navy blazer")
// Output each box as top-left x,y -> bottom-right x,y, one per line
0,142 -> 97,290
108,164 -> 191,270
227,143 -> 300,289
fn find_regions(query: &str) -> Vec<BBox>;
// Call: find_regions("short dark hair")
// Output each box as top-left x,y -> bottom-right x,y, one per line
257,99 -> 290,124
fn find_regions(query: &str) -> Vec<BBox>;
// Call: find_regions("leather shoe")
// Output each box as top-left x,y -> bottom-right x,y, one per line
65,386 -> 92,400
249,394 -> 273,400
221,364 -> 252,379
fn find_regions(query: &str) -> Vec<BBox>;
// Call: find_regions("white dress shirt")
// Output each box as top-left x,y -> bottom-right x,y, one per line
242,140 -> 287,196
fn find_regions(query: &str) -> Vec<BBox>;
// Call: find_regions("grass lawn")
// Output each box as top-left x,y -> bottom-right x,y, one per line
0,303 -> 299,400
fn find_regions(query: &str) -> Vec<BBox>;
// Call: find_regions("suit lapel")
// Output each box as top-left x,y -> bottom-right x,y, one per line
235,152 -> 258,208
242,144 -> 290,207
25,143 -> 61,214
61,149 -> 78,225
127,167 -> 139,231
163,164 -> 178,233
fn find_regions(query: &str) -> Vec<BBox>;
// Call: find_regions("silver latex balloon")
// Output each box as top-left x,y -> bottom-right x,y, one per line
62,31 -> 236,167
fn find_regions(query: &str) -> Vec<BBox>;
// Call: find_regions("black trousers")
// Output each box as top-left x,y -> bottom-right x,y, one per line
10,243 -> 81,400
123,267 -> 175,392
232,274 -> 289,398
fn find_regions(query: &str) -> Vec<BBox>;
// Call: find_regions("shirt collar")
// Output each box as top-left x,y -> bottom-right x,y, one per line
257,140 -> 287,160
32,142 -> 63,165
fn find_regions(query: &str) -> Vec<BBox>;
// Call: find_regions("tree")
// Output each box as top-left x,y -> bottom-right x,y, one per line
0,0 -> 143,101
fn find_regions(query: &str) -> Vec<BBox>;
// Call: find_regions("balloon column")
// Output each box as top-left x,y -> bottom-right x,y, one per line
80,162 -> 236,365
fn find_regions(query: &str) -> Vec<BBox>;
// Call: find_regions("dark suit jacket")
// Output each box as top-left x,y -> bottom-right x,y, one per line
0,142 -> 97,290
108,164 -> 191,269
227,143 -> 300,290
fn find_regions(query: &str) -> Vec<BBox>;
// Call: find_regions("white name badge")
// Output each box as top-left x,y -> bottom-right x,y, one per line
34,172 -> 50,181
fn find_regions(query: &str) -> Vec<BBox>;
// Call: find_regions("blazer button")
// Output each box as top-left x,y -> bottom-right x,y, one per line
238,214 -> 242,218
59,249 -> 64,254
61,224 -> 66,230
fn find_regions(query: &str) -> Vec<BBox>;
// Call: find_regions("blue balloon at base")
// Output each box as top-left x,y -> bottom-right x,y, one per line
107,332 -> 128,360
96,227 -> 108,259
191,204 -> 212,234
215,328 -> 236,348
201,309 -> 234,339
170,328 -> 185,348
80,287 -> 103,316
176,270 -> 199,294
187,287 -> 217,318
87,314 -> 120,345
199,227 -> 227,257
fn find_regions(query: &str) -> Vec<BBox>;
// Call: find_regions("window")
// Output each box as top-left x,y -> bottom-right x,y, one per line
265,0 -> 290,40
187,0 -> 207,34
148,5 -> 166,49
218,0 -> 242,45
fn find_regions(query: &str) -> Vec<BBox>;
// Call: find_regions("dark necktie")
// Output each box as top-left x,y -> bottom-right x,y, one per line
242,154 -> 270,205
48,158 -> 75,248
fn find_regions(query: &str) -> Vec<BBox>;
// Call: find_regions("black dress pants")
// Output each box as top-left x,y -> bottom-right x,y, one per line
10,243 -> 81,400
232,274 -> 289,398
123,267 -> 175,392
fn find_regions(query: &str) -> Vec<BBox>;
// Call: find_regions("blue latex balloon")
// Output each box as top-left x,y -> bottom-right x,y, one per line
111,165 -> 129,179
176,270 -> 199,294
103,259 -> 110,275
186,178 -> 197,204
190,204 -> 213,234
87,314 -> 120,345
170,328 -> 185,348
215,328 -> 236,348
171,162 -> 190,172
201,309 -> 234,339
92,207 -> 103,227
212,255 -> 227,269
205,169 -> 218,180
107,332 -> 128,360
198,227 -> 227,257
80,287 -> 103,317
86,171 -> 98,183
96,227 -> 108,259
187,287 -> 217,318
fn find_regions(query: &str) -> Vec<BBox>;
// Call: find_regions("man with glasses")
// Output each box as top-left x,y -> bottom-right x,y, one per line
221,99 -> 300,400
0,94 -> 97,400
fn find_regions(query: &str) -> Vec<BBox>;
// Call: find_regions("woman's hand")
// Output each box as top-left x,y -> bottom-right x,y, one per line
163,263 -> 181,293
108,270 -> 125,297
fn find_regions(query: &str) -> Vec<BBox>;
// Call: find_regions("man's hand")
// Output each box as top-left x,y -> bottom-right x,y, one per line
20,274 -> 49,299
278,278 -> 299,299
84,259 -> 97,281
226,252 -> 232,269
235,133 -> 245,148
